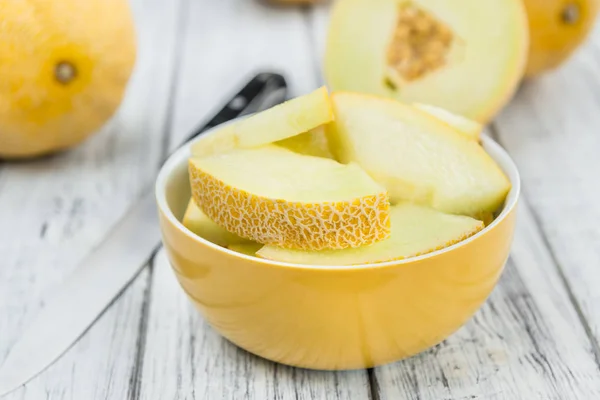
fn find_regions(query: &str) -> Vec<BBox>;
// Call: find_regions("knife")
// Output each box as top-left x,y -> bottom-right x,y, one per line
0,72 -> 288,397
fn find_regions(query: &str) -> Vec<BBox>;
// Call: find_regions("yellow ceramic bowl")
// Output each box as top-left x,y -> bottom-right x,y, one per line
155,124 -> 520,371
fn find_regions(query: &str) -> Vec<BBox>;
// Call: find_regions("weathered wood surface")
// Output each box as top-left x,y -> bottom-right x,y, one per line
0,0 -> 184,398
3,1 -> 600,399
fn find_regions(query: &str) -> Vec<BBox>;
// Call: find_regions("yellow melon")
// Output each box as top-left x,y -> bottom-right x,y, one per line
188,145 -> 390,250
324,0 -> 529,123
0,0 -> 136,158
191,86 -> 333,157
257,203 -> 484,266
524,0 -> 600,77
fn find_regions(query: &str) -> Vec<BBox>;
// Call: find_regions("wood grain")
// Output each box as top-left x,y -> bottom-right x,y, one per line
0,0 -> 185,398
167,0 -> 320,151
493,25 -> 600,358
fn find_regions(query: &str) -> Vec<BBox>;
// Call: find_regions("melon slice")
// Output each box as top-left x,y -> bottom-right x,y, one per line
257,203 -> 484,266
413,103 -> 482,141
276,126 -> 334,159
182,199 -> 252,247
327,92 -> 510,217
189,145 -> 390,250
324,0 -> 529,123
191,86 -> 333,157
228,243 -> 264,256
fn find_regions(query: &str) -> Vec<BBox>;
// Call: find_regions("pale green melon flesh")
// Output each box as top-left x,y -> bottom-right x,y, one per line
327,93 -> 510,217
413,103 -> 482,141
191,86 -> 333,157
190,145 -> 385,203
324,0 -> 529,122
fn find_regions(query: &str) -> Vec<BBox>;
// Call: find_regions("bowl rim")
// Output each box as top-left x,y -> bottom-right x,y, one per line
155,118 -> 520,271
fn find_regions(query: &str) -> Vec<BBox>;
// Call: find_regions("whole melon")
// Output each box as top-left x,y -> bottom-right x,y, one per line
0,0 -> 137,158
524,0 -> 600,77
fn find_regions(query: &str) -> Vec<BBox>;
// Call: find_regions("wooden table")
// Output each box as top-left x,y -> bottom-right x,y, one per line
3,1 -> 600,399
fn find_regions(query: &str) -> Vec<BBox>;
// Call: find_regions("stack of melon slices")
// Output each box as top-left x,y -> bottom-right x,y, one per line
183,86 -> 510,266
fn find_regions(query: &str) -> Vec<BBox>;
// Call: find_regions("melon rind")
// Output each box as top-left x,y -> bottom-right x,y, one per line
189,146 -> 391,250
257,203 -> 485,266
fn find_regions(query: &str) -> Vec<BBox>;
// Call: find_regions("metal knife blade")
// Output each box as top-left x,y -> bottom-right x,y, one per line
0,72 -> 288,397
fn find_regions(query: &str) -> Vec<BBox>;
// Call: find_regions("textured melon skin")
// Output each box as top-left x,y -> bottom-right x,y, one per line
189,163 -> 391,251
188,147 -> 391,250
257,203 -> 484,266
324,0 -> 529,123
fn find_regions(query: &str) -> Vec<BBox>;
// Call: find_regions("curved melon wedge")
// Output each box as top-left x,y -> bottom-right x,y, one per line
191,86 -> 333,157
182,199 -> 252,247
328,92 -> 510,217
413,103 -> 482,141
324,0 -> 529,123
257,203 -> 484,266
189,145 -> 391,250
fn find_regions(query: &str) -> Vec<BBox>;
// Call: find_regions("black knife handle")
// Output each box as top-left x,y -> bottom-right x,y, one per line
184,72 -> 288,142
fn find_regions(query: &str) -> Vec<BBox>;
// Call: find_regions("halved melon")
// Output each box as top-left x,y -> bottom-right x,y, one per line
413,103 -> 482,141
324,0 -> 529,123
228,243 -> 264,256
182,199 -> 252,247
257,203 -> 484,266
275,126 -> 334,158
327,92 -> 510,217
189,145 -> 390,250
191,86 -> 333,157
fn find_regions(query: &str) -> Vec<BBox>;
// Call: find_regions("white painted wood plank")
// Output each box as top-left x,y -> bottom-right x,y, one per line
0,0 -> 183,398
493,24 -> 600,351
139,250 -> 371,400
307,1 -> 331,86
167,0 -> 320,150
